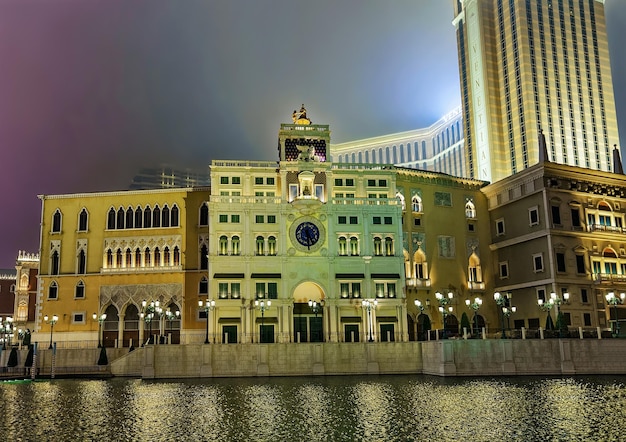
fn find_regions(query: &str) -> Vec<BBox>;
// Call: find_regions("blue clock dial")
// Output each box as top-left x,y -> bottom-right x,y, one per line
295,222 -> 320,249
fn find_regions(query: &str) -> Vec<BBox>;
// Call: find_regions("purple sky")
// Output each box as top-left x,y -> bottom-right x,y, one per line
1,0 -> 625,269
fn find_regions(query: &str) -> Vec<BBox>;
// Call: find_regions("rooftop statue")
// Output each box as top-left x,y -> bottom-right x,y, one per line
292,104 -> 311,125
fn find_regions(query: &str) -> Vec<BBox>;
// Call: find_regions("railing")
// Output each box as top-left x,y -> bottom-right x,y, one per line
212,160 -> 277,168
588,224 -> 626,234
210,195 -> 282,204
593,273 -> 626,284
280,124 -> 330,133
101,265 -> 182,274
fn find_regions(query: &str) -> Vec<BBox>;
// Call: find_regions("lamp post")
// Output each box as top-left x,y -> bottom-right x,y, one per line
165,308 -> 180,343
537,297 -> 555,335
255,299 -> 271,343
362,299 -> 378,342
0,317 -> 13,350
494,292 -> 511,339
308,299 -> 322,317
550,292 -> 570,338
502,306 -> 517,336
465,297 -> 482,337
199,299 -> 215,344
141,300 -> 162,345
605,292 -> 626,337
43,314 -> 58,349
92,313 -> 107,348
435,291 -> 453,339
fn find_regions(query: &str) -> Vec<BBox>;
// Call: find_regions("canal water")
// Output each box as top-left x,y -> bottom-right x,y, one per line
1,375 -> 626,441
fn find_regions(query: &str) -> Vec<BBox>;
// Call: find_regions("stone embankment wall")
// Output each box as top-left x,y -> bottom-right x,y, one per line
3,340 -> 626,379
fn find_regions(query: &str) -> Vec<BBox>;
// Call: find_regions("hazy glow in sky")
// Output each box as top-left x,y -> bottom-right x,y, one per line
0,0 -> 625,268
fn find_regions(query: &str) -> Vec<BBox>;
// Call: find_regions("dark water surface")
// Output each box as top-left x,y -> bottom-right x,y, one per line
1,375 -> 626,441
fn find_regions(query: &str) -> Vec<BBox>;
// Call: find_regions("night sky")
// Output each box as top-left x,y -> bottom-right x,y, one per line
1,0 -> 625,268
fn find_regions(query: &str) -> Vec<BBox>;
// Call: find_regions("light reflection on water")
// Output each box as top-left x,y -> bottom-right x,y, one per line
1,375 -> 626,441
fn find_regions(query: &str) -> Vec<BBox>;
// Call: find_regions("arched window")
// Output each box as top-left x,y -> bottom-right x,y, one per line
51,250 -> 60,275
374,237 -> 383,256
164,246 -> 170,266
232,236 -> 240,256
412,195 -> 423,213
153,206 -> 161,228
338,236 -> 347,256
173,246 -> 180,266
135,207 -> 143,228
199,276 -> 208,294
117,208 -> 125,229
350,236 -> 359,256
126,207 -> 134,229
200,202 -> 209,226
135,248 -> 142,267
268,236 -> 277,256
468,252 -> 482,283
414,248 -> 428,280
48,281 -> 58,299
465,201 -> 476,218
171,205 -> 179,227
106,249 -> 113,268
162,205 -> 170,227
145,247 -> 151,267
385,237 -> 394,256
396,192 -> 405,211
78,208 -> 88,231
219,236 -> 228,256
200,244 -> 208,270
125,248 -> 132,268
75,280 -> 85,298
144,207 -> 152,228
116,249 -> 123,268
154,247 -> 161,266
77,249 -> 86,274
52,209 -> 62,233
256,236 -> 265,256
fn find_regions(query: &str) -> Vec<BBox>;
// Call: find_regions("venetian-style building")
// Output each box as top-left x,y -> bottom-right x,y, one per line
483,151 -> 626,333
34,109 -> 421,347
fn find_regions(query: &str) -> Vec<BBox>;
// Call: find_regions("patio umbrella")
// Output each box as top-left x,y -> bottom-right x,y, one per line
545,312 -> 555,331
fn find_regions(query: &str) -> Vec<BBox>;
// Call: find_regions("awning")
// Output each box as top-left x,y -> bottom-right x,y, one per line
371,273 -> 401,279
218,317 -> 241,324
340,316 -> 362,323
213,273 -> 245,279
336,273 -> 365,279
251,273 -> 281,278
255,317 -> 278,324
376,316 -> 398,322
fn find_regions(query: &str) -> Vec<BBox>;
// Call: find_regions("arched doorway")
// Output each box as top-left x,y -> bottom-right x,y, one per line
165,302 -> 181,344
103,305 -> 119,348
292,282 -> 325,343
445,314 -> 459,338
123,304 -> 139,347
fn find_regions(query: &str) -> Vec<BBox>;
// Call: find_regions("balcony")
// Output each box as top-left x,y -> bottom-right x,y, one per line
406,278 -> 431,288
588,224 -> 626,234
467,281 -> 485,291
593,273 -> 626,284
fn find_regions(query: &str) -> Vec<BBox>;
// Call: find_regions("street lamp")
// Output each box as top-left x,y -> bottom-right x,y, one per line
494,292 -> 511,339
141,300 -> 162,345
43,314 -> 58,349
0,317 -> 13,350
465,297 -> 482,337
165,308 -> 181,343
502,306 -> 517,336
308,299 -> 323,317
550,292 -> 570,338
92,313 -> 107,348
605,292 -> 626,337
435,291 -> 453,338
199,299 -> 215,344
362,299 -> 378,342
255,299 -> 271,343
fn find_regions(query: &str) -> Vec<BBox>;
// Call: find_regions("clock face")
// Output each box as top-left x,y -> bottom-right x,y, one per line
295,222 -> 320,249
290,217 -> 325,252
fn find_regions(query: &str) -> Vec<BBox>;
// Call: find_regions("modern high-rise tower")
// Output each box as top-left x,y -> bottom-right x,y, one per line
453,0 -> 620,183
